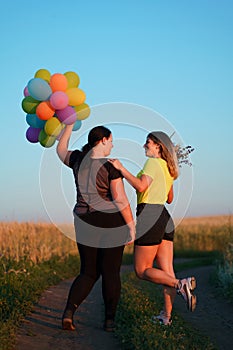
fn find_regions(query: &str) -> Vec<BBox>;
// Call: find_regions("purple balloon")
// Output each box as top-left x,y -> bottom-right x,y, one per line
24,86 -> 30,97
26,127 -> 41,143
56,106 -> 76,125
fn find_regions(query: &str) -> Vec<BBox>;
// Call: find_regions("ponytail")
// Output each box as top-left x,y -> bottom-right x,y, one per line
81,143 -> 92,156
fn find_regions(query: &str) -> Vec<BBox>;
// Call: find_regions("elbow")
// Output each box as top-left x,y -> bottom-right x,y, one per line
137,187 -> 144,193
56,145 -> 63,161
56,145 -> 67,163
166,194 -> 174,204
137,184 -> 147,193
56,142 -> 62,154
114,199 -> 126,207
114,197 -> 129,209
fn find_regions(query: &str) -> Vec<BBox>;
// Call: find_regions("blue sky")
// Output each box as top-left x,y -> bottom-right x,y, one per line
1,0 -> 233,223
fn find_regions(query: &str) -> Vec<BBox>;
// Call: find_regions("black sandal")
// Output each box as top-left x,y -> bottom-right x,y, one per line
104,319 -> 115,332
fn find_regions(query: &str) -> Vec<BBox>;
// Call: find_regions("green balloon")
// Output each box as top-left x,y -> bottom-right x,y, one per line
22,96 -> 40,114
38,129 -> 56,148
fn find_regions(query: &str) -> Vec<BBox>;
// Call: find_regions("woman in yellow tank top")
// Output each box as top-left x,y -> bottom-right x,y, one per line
109,131 -> 197,326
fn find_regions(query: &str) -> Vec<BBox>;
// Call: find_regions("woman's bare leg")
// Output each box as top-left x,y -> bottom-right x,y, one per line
134,244 -> 179,288
156,240 -> 176,318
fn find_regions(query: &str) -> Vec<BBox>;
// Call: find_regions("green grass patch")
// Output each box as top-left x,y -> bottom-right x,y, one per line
0,255 -> 80,350
116,272 -> 216,350
122,252 -> 134,265
174,256 -> 218,273
174,250 -> 221,260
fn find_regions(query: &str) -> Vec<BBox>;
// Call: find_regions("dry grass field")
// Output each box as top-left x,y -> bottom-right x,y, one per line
176,214 -> 233,227
174,215 -> 233,253
0,221 -> 77,263
0,215 -> 232,261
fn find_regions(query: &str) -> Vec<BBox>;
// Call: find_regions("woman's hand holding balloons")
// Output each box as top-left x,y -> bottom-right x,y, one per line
22,69 -> 91,148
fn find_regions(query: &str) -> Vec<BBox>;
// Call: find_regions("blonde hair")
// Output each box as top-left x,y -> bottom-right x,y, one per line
147,131 -> 179,179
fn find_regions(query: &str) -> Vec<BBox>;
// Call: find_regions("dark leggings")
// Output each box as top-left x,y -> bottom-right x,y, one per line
64,243 -> 124,320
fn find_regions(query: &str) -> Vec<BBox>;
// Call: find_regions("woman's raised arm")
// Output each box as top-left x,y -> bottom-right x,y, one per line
56,124 -> 74,166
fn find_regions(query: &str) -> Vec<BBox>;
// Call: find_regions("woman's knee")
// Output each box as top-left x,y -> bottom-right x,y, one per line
81,270 -> 100,283
134,266 -> 145,280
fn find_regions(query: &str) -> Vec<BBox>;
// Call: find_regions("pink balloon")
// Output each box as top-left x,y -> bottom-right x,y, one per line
50,91 -> 69,110
24,86 -> 30,97
56,106 -> 76,125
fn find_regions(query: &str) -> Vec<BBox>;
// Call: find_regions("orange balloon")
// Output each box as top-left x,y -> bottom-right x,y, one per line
36,101 -> 55,120
50,73 -> 68,92
66,88 -> 86,106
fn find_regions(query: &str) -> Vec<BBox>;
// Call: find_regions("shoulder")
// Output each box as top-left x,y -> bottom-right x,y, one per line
145,158 -> 166,167
143,157 -> 160,169
104,160 -> 123,180
142,158 -> 163,177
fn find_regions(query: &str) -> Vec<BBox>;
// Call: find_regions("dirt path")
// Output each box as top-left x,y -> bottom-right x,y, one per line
15,264 -> 233,350
15,278 -> 122,350
174,265 -> 233,350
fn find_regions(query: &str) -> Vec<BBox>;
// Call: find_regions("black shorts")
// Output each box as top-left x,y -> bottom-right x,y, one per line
134,203 -> 175,246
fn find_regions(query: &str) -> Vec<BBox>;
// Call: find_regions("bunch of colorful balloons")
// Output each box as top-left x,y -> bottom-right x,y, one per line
22,69 -> 91,147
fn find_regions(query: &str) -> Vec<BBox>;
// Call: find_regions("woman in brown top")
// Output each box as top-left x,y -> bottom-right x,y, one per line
56,124 -> 135,332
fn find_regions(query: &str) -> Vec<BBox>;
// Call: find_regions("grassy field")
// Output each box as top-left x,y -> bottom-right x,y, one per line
0,215 -> 232,349
116,270 -> 216,350
0,222 -> 77,263
174,214 -> 233,253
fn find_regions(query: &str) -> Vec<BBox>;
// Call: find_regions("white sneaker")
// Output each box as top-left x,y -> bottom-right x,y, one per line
177,277 -> 197,311
151,310 -> 172,326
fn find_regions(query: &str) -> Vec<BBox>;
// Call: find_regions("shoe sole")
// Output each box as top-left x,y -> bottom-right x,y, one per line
190,293 -> 197,312
190,277 -> 196,291
185,277 -> 197,311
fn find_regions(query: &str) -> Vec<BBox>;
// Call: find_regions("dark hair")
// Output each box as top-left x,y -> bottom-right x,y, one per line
81,126 -> 112,155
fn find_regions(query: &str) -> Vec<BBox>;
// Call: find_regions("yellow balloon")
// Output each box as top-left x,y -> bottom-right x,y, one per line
34,69 -> 51,82
74,103 -> 91,120
66,88 -> 86,106
44,117 -> 62,136
64,71 -> 80,88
